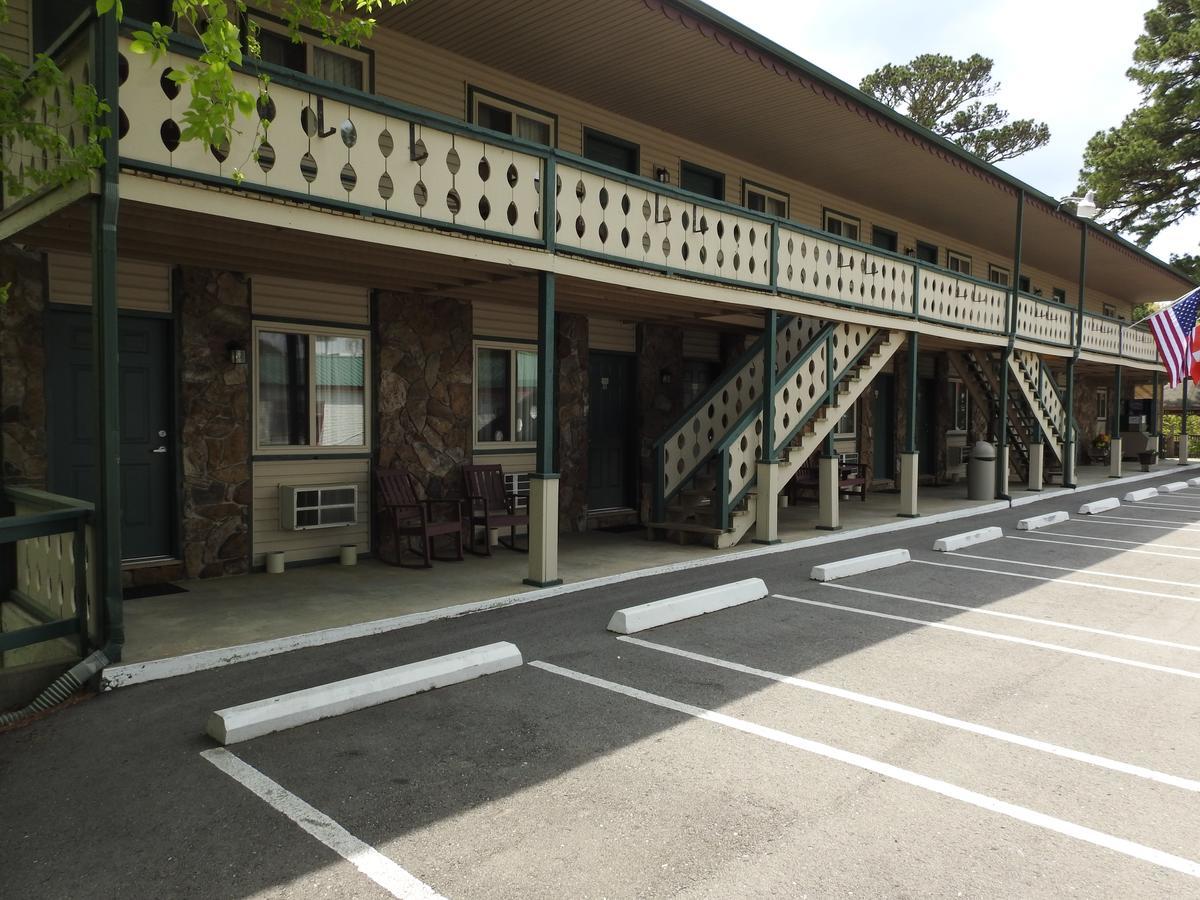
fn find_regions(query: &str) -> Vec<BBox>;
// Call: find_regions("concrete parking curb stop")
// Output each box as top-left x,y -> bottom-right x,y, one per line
1123,488 -> 1159,502
1161,481 -> 1190,493
811,549 -> 911,582
1079,497 -> 1121,515
606,579 -> 768,634
1189,477 -> 1200,487
1017,511 -> 1069,531
932,527 -> 1003,552
205,642 -> 523,745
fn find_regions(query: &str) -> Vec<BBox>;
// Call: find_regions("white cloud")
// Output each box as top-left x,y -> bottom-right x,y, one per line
705,0 -> 1196,264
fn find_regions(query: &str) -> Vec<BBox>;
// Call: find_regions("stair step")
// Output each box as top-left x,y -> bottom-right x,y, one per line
647,521 -> 727,536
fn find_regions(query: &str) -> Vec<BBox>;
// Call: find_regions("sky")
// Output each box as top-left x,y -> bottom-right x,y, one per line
704,0 -> 1198,267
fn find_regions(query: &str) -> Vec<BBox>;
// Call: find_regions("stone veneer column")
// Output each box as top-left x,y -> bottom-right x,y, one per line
556,313 -> 588,532
178,267 -> 252,578
637,324 -> 684,520
375,293 -> 472,499
0,245 -> 47,490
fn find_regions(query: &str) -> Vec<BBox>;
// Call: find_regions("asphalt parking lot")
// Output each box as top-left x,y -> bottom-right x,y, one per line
4,475 -> 1200,898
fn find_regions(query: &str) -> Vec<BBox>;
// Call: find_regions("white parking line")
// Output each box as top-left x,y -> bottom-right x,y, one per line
1011,533 -> 1200,556
1090,515 -> 1200,531
913,559 -> 1200,605
772,594 -> 1200,680
616,635 -> 1200,791
819,582 -> 1200,654
944,551 -> 1200,590
201,748 -> 445,900
530,661 -> 1200,880
1132,502 -> 1200,513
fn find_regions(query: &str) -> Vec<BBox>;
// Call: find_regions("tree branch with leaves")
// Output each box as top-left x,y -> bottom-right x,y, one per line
860,53 -> 1051,164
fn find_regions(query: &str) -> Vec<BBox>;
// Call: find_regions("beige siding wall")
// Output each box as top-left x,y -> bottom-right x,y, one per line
0,0 -> 29,65
364,26 -> 1135,319
251,458 -> 370,565
251,274 -> 370,325
47,251 -> 171,312
682,329 -> 721,362
589,317 -> 635,353
472,298 -> 536,340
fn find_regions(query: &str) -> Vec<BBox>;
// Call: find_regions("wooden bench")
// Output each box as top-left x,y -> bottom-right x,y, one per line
788,457 -> 869,503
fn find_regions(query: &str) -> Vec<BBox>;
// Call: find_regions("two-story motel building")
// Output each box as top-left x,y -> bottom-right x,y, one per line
0,0 -> 1192,663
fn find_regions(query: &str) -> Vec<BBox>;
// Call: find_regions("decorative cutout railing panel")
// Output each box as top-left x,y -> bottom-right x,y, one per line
918,270 -> 1008,333
1012,350 -> 1067,440
776,229 -> 912,316
1122,326 -> 1157,363
118,38 -> 543,241
1081,313 -> 1121,356
555,162 -> 772,286
1015,295 -> 1074,347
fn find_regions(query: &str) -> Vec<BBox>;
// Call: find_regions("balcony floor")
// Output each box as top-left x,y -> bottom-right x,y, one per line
117,460 -> 1182,668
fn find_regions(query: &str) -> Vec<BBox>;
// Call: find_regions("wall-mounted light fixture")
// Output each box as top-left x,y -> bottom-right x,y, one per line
660,368 -> 672,386
903,247 -> 915,257
228,342 -> 247,365
654,166 -> 671,184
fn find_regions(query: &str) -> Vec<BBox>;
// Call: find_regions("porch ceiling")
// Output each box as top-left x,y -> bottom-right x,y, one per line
19,198 -> 758,331
385,0 -> 1192,304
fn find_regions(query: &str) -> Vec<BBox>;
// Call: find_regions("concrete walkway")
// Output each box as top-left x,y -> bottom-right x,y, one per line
117,460 -> 1181,667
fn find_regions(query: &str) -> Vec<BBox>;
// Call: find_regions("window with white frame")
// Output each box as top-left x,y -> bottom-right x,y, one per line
1096,387 -> 1109,425
255,325 -> 368,451
988,264 -> 1010,287
474,343 -> 539,447
824,209 -> 860,241
952,381 -> 969,432
1102,302 -> 1117,318
947,250 -> 972,275
1052,287 -> 1068,304
835,402 -> 857,438
744,182 -> 788,218
471,88 -> 555,146
251,17 -> 369,90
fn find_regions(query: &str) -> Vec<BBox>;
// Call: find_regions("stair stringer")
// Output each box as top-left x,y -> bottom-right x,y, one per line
1007,350 -> 1070,464
951,349 -> 1031,480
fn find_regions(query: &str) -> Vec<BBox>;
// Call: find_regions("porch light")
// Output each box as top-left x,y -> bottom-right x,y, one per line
1058,190 -> 1099,221
227,342 -> 247,365
660,368 -> 672,385
654,167 -> 671,184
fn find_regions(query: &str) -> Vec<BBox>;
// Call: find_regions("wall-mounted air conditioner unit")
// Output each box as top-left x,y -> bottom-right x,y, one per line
279,484 -> 358,531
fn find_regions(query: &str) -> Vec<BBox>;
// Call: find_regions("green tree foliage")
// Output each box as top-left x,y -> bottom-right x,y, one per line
1170,252 -> 1200,282
859,53 -> 1051,164
1080,0 -> 1200,247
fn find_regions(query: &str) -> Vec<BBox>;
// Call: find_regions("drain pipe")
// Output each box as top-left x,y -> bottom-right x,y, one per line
0,650 -> 111,727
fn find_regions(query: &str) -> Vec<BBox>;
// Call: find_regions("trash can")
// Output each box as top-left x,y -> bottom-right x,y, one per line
968,441 -> 996,500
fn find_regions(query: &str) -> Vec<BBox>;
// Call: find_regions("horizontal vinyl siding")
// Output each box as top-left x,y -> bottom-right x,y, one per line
252,458 -> 370,566
588,317 -> 635,353
252,274 -> 370,326
0,0 -> 29,65
365,27 -> 1139,320
682,329 -> 721,362
473,299 -> 536,340
47,251 -> 171,312
471,451 -> 534,473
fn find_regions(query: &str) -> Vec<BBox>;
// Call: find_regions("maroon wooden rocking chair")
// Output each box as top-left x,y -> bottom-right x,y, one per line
462,463 -> 528,555
375,467 -> 464,568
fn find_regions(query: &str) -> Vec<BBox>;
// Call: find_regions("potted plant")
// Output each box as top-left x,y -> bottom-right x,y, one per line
1090,432 -> 1111,465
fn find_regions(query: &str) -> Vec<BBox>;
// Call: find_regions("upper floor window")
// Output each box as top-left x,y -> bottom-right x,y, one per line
475,342 -> 538,447
744,182 -> 788,218
1102,302 -> 1117,318
1018,274 -> 1032,293
872,226 -> 898,253
1051,287 -> 1068,304
255,325 -> 369,451
583,128 -> 639,174
915,241 -> 938,264
824,209 -> 860,241
680,161 -> 725,201
37,0 -> 167,54
251,17 -> 369,90
947,250 -> 972,275
470,88 -> 556,145
988,265 -> 1010,286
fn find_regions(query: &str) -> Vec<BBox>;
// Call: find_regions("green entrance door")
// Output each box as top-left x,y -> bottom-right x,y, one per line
587,352 -> 635,510
48,310 -> 175,560
872,373 -> 895,480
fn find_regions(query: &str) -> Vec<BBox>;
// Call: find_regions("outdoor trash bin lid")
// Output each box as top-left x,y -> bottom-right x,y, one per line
971,440 -> 996,460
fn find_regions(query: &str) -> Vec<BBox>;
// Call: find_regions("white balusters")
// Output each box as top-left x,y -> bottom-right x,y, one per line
1015,295 -> 1074,346
918,269 -> 1008,333
776,229 -> 912,315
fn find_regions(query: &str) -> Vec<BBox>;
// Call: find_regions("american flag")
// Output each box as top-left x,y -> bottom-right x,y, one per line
1148,287 -> 1200,387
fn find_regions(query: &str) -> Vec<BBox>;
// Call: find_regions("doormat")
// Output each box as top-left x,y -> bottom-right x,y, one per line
123,583 -> 189,601
595,523 -> 644,534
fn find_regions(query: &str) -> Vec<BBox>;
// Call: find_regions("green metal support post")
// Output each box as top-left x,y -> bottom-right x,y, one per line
754,310 -> 782,543
898,332 -> 919,517
92,11 -> 124,658
997,190 -> 1024,499
525,272 -> 561,587
760,310 -> 778,464
1181,377 -> 1190,466
1064,360 -> 1077,486
1152,371 -> 1161,457
1109,365 -> 1123,477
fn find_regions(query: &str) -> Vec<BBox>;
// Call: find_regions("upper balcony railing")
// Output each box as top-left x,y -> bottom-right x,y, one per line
0,25 -> 1163,369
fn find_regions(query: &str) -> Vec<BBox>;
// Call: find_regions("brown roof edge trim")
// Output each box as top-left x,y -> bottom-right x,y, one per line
644,0 -> 1015,197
